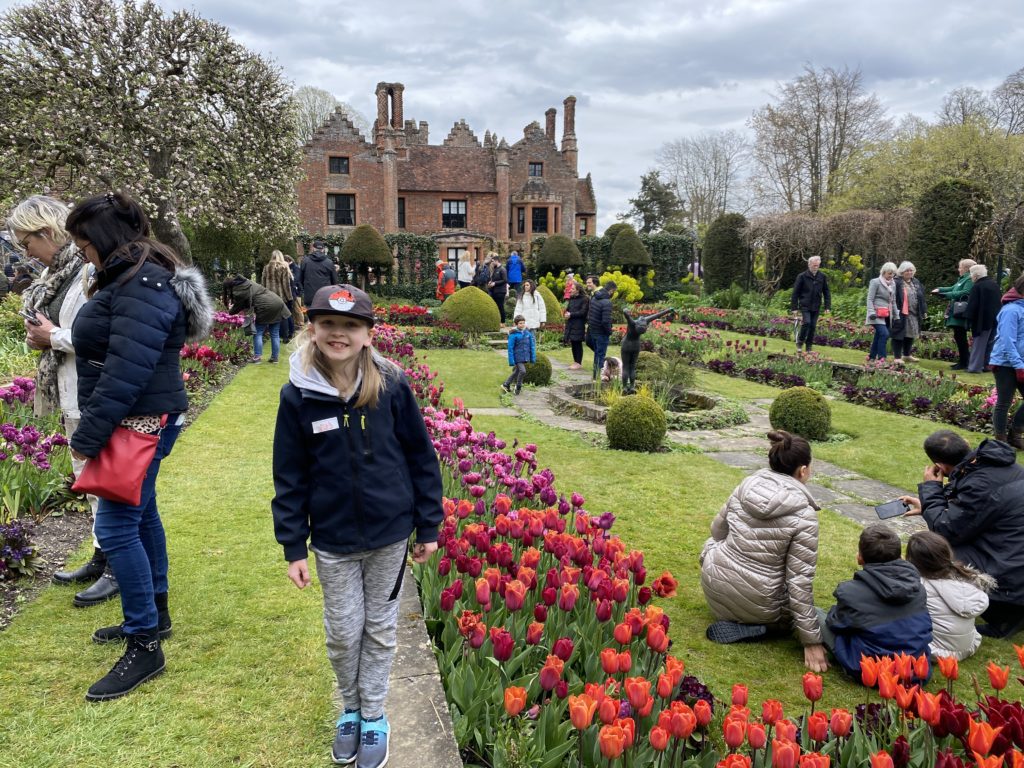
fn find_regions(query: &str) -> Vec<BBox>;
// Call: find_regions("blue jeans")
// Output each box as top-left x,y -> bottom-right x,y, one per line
591,333 -> 610,379
94,423 -> 181,634
282,301 -> 295,341
254,321 -> 281,360
868,322 -> 890,360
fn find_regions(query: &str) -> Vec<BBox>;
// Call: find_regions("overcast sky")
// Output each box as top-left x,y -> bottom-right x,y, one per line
6,0 -> 1024,230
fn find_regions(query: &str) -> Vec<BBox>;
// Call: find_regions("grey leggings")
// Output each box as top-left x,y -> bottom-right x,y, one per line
313,540 -> 407,718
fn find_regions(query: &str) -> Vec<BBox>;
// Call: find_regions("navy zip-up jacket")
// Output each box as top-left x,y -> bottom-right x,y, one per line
826,559 -> 932,680
272,351 -> 443,562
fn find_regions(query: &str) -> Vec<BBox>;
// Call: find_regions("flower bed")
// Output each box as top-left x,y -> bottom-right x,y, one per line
375,324 -> 1024,768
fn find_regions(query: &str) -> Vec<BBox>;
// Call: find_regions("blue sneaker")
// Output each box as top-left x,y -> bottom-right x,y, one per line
357,715 -> 390,768
331,710 -> 360,765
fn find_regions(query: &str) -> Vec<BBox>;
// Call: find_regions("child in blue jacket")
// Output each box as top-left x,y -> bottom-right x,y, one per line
272,284 -> 443,768
502,315 -> 535,395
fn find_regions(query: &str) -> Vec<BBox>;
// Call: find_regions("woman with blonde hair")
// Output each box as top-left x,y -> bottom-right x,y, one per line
934,259 -> 977,370
262,249 -> 295,342
890,261 -> 927,363
9,196 -> 116,606
866,262 -> 898,361
457,250 -> 475,289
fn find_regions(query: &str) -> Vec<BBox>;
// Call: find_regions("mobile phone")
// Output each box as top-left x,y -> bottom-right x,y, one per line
875,499 -> 908,519
19,309 -> 42,326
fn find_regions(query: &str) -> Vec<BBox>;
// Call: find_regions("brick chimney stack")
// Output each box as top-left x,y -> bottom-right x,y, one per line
561,96 -> 578,174
545,108 -> 556,142
391,83 -> 404,129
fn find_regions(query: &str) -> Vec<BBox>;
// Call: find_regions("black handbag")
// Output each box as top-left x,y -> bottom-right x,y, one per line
951,301 -> 969,319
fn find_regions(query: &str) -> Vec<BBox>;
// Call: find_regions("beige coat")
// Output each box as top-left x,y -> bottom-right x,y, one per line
700,468 -> 822,645
262,262 -> 293,301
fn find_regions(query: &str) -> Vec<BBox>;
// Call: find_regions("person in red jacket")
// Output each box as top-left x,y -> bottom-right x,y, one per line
435,260 -> 456,301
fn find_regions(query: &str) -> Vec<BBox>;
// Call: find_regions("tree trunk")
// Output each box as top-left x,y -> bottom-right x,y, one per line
147,148 -> 193,263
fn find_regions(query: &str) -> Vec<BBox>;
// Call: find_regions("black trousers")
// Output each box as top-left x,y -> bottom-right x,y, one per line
491,292 -> 506,323
952,326 -> 969,366
570,341 -> 583,365
797,310 -> 819,351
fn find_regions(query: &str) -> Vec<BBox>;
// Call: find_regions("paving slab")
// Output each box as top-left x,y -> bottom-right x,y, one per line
828,502 -> 882,527
808,460 -> 860,479
711,451 -> 767,470
806,483 -> 848,505
830,477 -> 909,504
471,407 -> 520,417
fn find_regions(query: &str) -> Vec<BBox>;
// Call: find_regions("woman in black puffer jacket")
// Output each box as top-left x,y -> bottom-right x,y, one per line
67,192 -> 212,702
562,280 -> 589,370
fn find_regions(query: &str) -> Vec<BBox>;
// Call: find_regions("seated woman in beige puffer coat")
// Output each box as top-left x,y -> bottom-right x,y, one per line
700,430 -> 829,672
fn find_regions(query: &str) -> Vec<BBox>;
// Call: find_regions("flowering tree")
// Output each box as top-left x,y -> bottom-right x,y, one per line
0,0 -> 302,261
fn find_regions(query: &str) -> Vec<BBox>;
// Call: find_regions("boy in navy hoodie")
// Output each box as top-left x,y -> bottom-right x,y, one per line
502,315 -> 535,395
821,524 -> 932,681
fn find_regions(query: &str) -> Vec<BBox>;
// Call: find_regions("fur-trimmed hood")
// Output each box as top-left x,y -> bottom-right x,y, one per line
171,266 -> 214,343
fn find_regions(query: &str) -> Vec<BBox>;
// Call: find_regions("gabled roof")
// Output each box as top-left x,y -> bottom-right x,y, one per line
397,146 -> 496,193
576,175 -> 596,215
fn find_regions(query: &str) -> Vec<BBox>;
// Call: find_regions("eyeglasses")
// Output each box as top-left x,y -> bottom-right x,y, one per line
15,232 -> 36,251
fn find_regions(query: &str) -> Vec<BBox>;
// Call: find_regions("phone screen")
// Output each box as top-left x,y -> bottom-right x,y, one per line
875,500 -> 907,519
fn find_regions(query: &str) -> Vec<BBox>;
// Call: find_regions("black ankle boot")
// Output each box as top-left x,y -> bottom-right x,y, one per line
85,629 -> 165,702
53,547 -> 106,585
93,610 -> 172,644
73,568 -> 119,607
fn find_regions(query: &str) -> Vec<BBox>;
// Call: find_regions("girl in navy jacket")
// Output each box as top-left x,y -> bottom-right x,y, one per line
272,284 -> 442,768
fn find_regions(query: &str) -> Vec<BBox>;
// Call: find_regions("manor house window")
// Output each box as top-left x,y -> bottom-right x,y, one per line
329,156 -> 350,174
528,162 -> 543,177
327,194 -> 355,226
442,200 -> 466,228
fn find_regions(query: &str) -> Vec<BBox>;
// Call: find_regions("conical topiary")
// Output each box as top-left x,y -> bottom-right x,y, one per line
603,223 -> 633,248
537,233 -> 582,273
610,227 -> 653,267
340,224 -> 393,268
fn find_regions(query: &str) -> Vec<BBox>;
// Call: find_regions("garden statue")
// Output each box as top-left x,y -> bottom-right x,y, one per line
620,307 -> 675,392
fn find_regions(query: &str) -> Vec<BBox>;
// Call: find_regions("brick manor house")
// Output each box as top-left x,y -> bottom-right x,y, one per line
295,82 -> 597,265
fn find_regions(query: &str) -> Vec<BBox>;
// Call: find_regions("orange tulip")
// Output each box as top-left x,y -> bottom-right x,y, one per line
913,653 -> 930,681
503,686 -> 527,717
877,671 -> 898,700
657,673 -> 674,699
538,655 -> 564,691
1008,749 -> 1024,768
829,709 -> 852,738
598,696 -> 619,725
600,648 -> 619,675
694,699 -> 712,727
974,753 -> 1005,768
719,755 -> 753,768
893,652 -> 913,682
915,691 -> 941,726
969,719 -> 1003,755
617,650 -> 632,673
771,739 -> 800,768
665,655 -> 685,685
807,711 -> 829,742
936,655 -> 959,681
860,655 -> 879,687
776,719 -> 798,742
649,725 -> 669,751
474,577 -> 491,606
762,699 -> 784,725
798,753 -> 829,768
568,694 -> 598,730
723,715 -> 747,750
1015,643 -> 1024,671
598,723 -> 626,760
802,672 -> 823,702
732,684 -> 749,707
748,722 -> 767,750
987,661 -> 1010,691
669,702 -> 697,740
613,622 -> 632,645
894,684 -> 918,711
869,751 -> 894,768
624,677 -> 651,711
646,624 -> 669,653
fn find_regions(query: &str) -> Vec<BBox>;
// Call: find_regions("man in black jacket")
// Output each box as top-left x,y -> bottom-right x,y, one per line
486,255 -> 508,323
790,256 -> 831,353
901,430 -> 1024,638
299,241 -> 339,306
965,264 -> 1001,373
586,280 -> 616,380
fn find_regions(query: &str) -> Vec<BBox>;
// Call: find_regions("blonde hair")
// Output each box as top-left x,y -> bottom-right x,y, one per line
6,195 -> 71,246
299,321 -> 390,409
959,259 -> 977,271
269,249 -> 288,267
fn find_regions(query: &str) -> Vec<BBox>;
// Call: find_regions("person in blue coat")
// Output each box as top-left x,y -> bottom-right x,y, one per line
501,315 -> 535,395
506,250 -> 524,293
988,272 -> 1024,446
67,192 -> 213,701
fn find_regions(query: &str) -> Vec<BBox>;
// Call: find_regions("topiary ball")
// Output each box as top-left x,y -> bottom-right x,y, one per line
769,386 -> 831,441
606,394 -> 667,452
439,286 -> 501,333
522,353 -> 552,386
635,351 -> 667,382
534,283 -> 563,325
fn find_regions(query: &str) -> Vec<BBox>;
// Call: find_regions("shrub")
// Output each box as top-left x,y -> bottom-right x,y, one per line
599,270 -> 644,303
703,213 -> 748,292
603,223 -> 633,247
0,519 -> 40,579
537,233 -> 582,273
610,227 -> 653,270
606,393 -> 667,451
439,287 -> 501,333
708,283 -> 745,310
534,284 -> 563,325
769,386 -> 831,441
907,178 -> 993,289
341,224 -> 393,268
635,351 -> 667,381
522,353 -> 551,386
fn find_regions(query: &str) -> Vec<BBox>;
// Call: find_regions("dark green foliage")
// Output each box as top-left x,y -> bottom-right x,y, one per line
606,394 -> 667,452
702,213 -> 748,292
382,233 -> 440,302
642,232 -> 695,300
610,228 -> 653,269
523,353 -> 552,386
708,283 -> 745,310
534,284 -> 563,325
341,224 -> 392,266
184,222 -> 260,278
603,223 -> 634,247
537,234 -> 582,272
907,179 -> 993,288
769,386 -> 831,441
621,170 -> 684,235
635,351 -> 666,381
439,287 -> 500,333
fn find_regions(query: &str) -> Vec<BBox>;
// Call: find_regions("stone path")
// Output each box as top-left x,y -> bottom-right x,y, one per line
502,352 -> 925,536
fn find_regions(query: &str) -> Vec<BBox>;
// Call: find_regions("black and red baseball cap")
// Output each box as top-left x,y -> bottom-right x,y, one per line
305,284 -> 375,326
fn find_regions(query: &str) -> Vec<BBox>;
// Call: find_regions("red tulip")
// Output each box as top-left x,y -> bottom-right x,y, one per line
723,715 -> 746,749
968,719 -> 1003,755
624,676 -> 652,711
652,570 -> 678,598
534,604 -> 547,622
557,583 -> 579,611
598,724 -> 626,760
807,711 -> 829,742
600,648 -> 619,675
798,753 -> 829,768
669,703 -> 697,740
732,684 -> 748,707
616,717 -> 636,748
936,655 -> 958,681
869,752 -> 894,768
617,650 -> 632,673
775,719 -> 798,742
829,708 -> 852,738
772,738 -> 800,768
649,725 -> 669,751
748,721 -> 767,750
1008,749 -> 1024,768
552,636 -> 574,662
489,627 -> 514,661
538,655 -> 564,691
657,673 -> 673,699
568,694 -> 597,730
987,661 -> 1010,691
802,672 -> 823,702
694,699 -> 712,727
614,622 -> 632,645
719,755 -> 753,768
893,653 -> 913,682
595,598 -> 613,622
646,624 -> 669,653
598,696 -> 619,725
762,699 -> 784,725
665,655 -> 685,685
468,622 -> 486,649
504,686 -> 527,716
